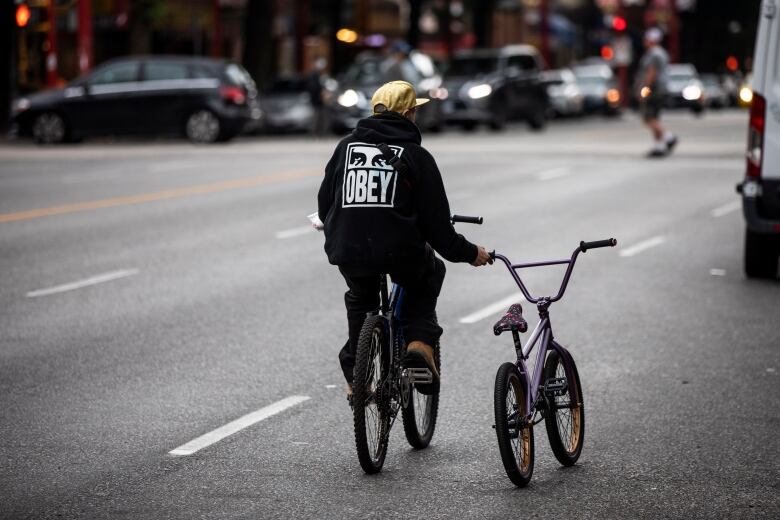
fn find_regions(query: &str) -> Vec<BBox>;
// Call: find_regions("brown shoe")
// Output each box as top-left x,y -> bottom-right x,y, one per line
406,341 -> 440,379
405,341 -> 440,395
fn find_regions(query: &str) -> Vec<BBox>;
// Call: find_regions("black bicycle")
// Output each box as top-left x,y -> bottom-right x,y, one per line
489,238 -> 617,486
351,215 -> 483,473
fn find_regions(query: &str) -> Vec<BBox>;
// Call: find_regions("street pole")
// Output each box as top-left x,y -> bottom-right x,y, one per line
77,0 -> 93,74
618,0 -> 628,108
668,0 -> 679,62
1,1 -> 13,131
540,0 -> 550,67
46,0 -> 58,87
408,0 -> 421,48
211,0 -> 222,57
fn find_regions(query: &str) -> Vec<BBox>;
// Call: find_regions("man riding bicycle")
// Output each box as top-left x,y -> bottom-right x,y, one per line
317,80 -> 492,400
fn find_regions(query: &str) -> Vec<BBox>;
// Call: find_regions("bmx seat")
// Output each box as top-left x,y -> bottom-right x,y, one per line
493,304 -> 528,335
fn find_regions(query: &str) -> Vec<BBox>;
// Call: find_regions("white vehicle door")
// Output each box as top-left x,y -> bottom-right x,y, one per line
756,0 -> 780,180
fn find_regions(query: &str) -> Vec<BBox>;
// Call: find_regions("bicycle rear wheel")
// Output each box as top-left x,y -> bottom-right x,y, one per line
543,349 -> 584,466
401,342 -> 440,449
352,315 -> 391,474
494,362 -> 534,487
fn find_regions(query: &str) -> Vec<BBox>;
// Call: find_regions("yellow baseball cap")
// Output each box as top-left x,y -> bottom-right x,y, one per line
371,81 -> 429,115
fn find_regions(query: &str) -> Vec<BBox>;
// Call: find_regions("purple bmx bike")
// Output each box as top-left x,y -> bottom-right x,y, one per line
488,236 -> 617,487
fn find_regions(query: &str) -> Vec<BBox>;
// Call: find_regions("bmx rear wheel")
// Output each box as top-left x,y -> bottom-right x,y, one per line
494,362 -> 534,487
401,342 -> 440,449
352,316 -> 390,473
543,349 -> 584,466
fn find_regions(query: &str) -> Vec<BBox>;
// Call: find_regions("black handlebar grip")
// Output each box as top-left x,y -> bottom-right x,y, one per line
451,215 -> 484,225
580,238 -> 617,252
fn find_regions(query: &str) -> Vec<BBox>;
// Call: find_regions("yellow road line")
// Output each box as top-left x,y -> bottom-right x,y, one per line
0,170 -> 319,224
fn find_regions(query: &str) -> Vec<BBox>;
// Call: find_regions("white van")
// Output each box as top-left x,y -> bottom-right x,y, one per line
738,0 -> 780,278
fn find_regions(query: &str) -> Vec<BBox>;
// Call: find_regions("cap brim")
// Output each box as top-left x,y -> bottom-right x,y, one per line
415,98 -> 430,108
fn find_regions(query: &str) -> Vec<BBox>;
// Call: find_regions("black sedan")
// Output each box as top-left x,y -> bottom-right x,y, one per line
330,51 -> 445,134
441,45 -> 549,131
11,56 -> 261,144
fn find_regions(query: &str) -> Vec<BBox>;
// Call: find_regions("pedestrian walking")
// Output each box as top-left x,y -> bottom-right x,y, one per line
636,28 -> 678,157
381,41 -> 420,84
307,57 -> 329,136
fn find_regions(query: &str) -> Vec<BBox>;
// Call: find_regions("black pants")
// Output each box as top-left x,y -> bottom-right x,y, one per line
338,247 -> 446,384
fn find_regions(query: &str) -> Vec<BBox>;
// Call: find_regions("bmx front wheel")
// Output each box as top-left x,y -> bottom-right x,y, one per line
401,341 -> 440,449
543,349 -> 584,466
352,316 -> 390,474
494,362 -> 534,487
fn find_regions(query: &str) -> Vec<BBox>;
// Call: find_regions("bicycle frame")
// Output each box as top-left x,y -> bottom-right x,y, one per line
491,247 -> 588,423
374,275 -> 406,420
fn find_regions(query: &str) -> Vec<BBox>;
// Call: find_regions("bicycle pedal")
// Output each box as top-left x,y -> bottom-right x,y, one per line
407,367 -> 433,385
543,377 -> 568,397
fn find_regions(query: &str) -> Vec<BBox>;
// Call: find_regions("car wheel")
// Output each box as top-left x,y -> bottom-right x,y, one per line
32,112 -> 68,144
185,110 -> 221,143
527,106 -> 547,131
489,110 -> 507,131
461,121 -> 477,132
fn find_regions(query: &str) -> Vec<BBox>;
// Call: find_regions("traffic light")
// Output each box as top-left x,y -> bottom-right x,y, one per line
612,16 -> 627,32
16,3 -> 31,27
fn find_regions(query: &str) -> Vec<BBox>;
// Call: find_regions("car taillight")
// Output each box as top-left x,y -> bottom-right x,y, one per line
220,86 -> 246,105
746,92 -> 765,178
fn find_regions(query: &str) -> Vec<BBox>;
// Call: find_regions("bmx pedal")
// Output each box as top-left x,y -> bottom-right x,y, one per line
543,377 -> 568,397
407,367 -> 433,385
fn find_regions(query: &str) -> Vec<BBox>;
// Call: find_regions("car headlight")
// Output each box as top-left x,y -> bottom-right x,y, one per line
337,89 -> 360,108
739,86 -> 753,104
606,88 -> 620,104
682,85 -> 702,101
467,83 -> 492,99
12,98 -> 30,115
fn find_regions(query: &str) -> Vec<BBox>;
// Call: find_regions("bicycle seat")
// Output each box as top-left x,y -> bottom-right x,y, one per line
493,304 -> 528,335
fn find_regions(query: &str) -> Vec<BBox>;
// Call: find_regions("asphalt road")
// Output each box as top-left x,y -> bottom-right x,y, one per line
1,111 -> 778,519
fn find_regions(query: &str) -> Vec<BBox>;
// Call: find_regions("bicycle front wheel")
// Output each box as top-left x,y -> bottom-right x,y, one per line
543,349 -> 584,466
401,341 -> 440,449
352,315 -> 391,474
494,362 -> 534,487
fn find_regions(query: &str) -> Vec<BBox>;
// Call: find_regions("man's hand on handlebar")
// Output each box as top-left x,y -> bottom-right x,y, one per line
472,246 -> 493,267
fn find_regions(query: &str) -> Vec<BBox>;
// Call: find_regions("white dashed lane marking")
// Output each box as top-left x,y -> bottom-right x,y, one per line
536,168 -> 571,181
26,269 -> 139,298
459,294 -> 521,324
619,235 -> 666,258
275,226 -> 315,239
710,200 -> 741,218
169,395 -> 310,456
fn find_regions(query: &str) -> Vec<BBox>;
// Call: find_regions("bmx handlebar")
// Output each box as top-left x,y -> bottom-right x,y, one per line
451,214 -> 483,225
580,238 -> 617,252
489,238 -> 617,305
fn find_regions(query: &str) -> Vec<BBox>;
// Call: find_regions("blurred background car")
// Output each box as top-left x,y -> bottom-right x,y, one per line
700,74 -> 729,109
544,68 -> 584,118
329,49 -> 444,134
572,63 -> 621,116
441,45 -> 549,131
665,63 -> 706,114
260,77 -> 315,133
11,56 -> 260,144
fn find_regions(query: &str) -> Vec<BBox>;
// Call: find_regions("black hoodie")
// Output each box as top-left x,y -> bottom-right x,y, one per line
318,112 -> 478,273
